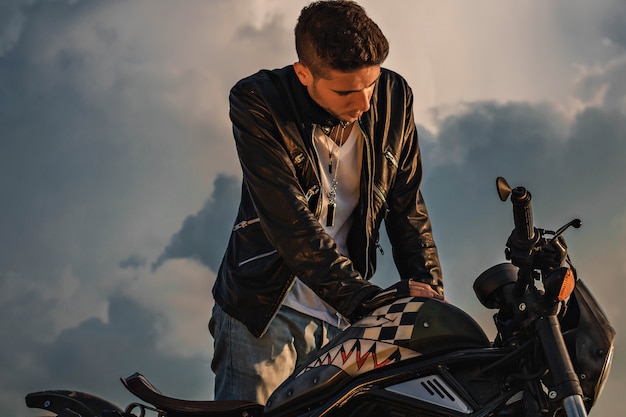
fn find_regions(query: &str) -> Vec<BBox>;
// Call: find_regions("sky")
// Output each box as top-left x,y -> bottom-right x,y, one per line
1,0 -> 625,415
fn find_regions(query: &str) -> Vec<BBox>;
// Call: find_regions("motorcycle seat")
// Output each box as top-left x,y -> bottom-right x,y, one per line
121,372 -> 264,417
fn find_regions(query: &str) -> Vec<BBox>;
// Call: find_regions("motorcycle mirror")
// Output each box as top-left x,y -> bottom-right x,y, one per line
496,177 -> 512,202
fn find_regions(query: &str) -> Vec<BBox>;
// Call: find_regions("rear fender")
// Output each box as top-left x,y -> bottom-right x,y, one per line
25,390 -> 123,416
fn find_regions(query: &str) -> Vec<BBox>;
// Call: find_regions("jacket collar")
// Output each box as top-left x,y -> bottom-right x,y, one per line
284,66 -> 343,130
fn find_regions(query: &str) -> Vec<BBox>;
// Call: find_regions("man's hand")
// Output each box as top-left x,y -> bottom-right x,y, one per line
408,279 -> 445,301
351,279 -> 445,322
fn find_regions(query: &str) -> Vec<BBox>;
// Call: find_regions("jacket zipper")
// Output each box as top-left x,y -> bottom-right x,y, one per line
238,250 -> 278,267
357,119 -> 373,278
233,217 -> 261,231
384,149 -> 399,168
304,185 -> 320,203
373,184 -> 387,206
310,126 -> 325,217
259,274 -> 297,337
232,217 -> 278,266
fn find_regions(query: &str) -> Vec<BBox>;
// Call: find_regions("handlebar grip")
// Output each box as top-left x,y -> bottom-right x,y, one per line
510,186 -> 535,242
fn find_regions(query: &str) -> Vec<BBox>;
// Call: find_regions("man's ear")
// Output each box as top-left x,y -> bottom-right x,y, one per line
294,61 -> 313,87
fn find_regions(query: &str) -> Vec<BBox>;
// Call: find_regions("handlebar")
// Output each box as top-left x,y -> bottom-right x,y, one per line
496,178 -> 542,296
496,177 -> 589,417
494,177 -> 589,417
496,178 -> 540,272
510,186 -> 536,242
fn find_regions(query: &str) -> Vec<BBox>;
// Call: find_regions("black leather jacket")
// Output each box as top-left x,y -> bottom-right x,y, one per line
213,65 -> 442,337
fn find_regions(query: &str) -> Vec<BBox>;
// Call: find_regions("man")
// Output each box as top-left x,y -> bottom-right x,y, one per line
210,0 -> 443,404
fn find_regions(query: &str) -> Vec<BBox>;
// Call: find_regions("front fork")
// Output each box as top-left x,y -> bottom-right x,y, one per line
536,315 -> 587,417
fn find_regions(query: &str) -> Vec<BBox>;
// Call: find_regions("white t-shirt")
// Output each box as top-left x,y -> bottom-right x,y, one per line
283,124 -> 363,329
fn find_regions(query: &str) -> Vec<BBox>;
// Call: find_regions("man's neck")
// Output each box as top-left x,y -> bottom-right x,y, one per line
329,122 -> 355,145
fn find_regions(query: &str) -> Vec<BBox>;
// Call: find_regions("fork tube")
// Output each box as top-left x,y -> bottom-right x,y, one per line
562,395 -> 587,417
536,315 -> 587,417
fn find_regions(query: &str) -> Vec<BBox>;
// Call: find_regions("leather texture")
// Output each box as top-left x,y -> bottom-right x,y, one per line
213,66 -> 442,337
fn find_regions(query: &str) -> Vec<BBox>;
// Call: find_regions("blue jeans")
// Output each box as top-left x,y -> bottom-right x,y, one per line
209,303 -> 343,404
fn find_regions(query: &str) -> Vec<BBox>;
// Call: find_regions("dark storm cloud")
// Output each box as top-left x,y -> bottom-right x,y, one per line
418,102 -> 569,267
0,282 -> 58,372
574,56 -> 626,112
152,174 -> 240,272
0,0 -> 23,56
19,295 -> 212,411
119,253 -> 147,269
2,1 -> 624,416
0,1 -> 234,413
428,101 -> 569,176
422,99 -> 625,274
603,0 -> 626,50
0,0 -> 143,278
0,0 -> 232,283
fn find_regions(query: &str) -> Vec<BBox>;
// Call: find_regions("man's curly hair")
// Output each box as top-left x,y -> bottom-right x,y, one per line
295,1 -> 389,78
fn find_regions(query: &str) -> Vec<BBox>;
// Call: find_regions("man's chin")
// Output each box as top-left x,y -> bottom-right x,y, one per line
340,114 -> 361,124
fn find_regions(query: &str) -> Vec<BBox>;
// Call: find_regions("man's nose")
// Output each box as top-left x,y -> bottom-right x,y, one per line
354,90 -> 371,112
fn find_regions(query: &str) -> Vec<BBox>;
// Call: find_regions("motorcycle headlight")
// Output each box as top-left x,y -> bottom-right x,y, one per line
473,263 -> 518,309
561,280 -> 616,408
594,342 -> 614,403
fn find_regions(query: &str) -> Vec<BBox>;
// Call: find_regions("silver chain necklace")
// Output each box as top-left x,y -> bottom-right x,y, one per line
323,122 -> 350,227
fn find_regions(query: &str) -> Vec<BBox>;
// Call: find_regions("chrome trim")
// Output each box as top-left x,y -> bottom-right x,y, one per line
385,375 -> 473,414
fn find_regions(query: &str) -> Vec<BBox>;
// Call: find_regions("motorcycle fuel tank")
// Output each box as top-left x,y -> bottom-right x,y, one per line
265,297 -> 490,414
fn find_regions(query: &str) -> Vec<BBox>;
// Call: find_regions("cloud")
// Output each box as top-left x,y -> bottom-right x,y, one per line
26,294 -> 211,409
122,258 -> 217,359
152,174 -> 240,272
2,1 -> 625,416
422,98 -> 626,282
0,0 -> 25,56
574,56 -> 626,113
602,0 -> 626,50
3,261 -> 216,416
0,1 -> 289,413
427,101 -> 569,170
119,253 -> 147,270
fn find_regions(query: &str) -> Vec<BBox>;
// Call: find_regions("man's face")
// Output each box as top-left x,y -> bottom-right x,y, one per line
295,62 -> 380,124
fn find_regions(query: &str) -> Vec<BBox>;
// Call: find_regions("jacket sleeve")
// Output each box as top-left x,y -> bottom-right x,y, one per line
383,80 -> 444,296
229,79 -> 381,318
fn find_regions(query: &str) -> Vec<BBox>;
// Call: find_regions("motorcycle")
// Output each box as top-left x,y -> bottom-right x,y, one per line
26,177 -> 615,417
